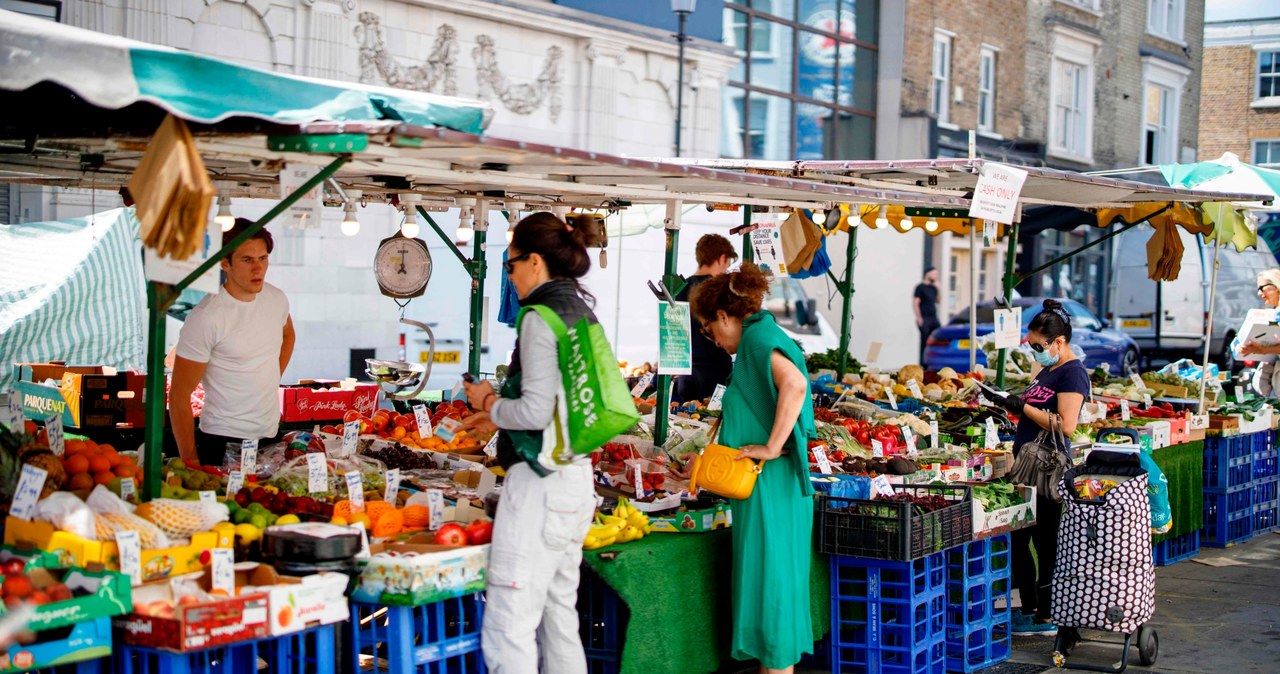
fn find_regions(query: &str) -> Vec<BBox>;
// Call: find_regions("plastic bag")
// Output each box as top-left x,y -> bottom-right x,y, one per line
1138,448 -> 1173,534
268,452 -> 387,497
79,486 -> 172,548
35,491 -> 98,540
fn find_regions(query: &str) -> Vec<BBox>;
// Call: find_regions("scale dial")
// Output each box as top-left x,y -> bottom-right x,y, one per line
374,233 -> 432,299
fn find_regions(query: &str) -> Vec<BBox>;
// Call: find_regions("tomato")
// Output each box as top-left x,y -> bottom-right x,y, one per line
464,519 -> 494,545
434,523 -> 468,547
0,559 -> 24,577
855,431 -> 870,445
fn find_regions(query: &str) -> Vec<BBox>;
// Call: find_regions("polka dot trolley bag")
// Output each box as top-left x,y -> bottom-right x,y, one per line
1050,450 -> 1156,634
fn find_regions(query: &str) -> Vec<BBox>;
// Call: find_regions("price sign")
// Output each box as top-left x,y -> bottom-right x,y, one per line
866,342 -> 883,365
886,389 -> 898,411
226,471 -> 243,498
346,472 -> 365,513
343,420 -> 360,454
435,417 -> 463,442
984,417 -> 999,450
1121,399 -> 1131,421
483,433 -> 499,458
3,394 -> 21,432
983,220 -> 997,247
1142,394 -> 1152,407
906,380 -> 923,400
350,522 -> 372,559
870,475 -> 896,499
10,465 -> 47,521
307,453 -> 328,493
871,439 -> 885,458
1130,374 -> 1146,390
812,444 -> 833,474
116,531 -> 142,585
211,549 -> 235,596
426,490 -> 445,529
44,415 -> 63,456
413,404 -> 433,436
384,468 -> 401,504
120,477 -> 137,503
630,371 -> 655,398
1190,414 -> 1209,430
199,491 -> 217,503
901,427 -> 917,455
930,420 -> 940,449
708,384 -> 727,411
241,443 -> 257,476
632,462 -> 646,498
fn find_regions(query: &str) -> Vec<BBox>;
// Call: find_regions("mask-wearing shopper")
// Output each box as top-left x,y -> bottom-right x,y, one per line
460,212 -> 604,674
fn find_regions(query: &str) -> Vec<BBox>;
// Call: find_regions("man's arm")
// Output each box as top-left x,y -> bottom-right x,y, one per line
280,315 -> 295,375
913,296 -> 923,326
169,356 -> 207,465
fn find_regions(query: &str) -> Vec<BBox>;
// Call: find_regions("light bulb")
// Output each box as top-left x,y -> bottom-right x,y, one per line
900,215 -> 914,231
776,210 -> 791,221
811,209 -> 827,226
214,195 -> 235,232
925,217 -> 940,233
874,206 -> 889,230
340,203 -> 360,237
400,209 -> 421,238
456,210 -> 474,243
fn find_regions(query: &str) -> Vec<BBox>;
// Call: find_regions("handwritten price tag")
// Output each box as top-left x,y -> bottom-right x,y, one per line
870,475 -> 895,499
211,549 -> 235,596
886,389 -> 898,411
483,433 -> 499,457
901,427 -> 916,456
384,468 -> 401,504
307,453 -> 328,493
985,417 -> 999,450
1190,414 -> 1209,430
1143,394 -> 1153,407
116,531 -> 142,585
708,384 -> 727,411
413,404 -> 433,436
631,371 -> 655,398
812,444 -> 833,474
930,420 -> 940,449
10,465 -> 47,521
120,477 -> 137,503
906,380 -> 923,400
1121,399 -> 1131,421
426,490 -> 445,529
44,415 -> 64,456
343,420 -> 360,454
3,394 -> 21,432
226,471 -> 243,498
241,443 -> 257,476
346,472 -> 365,513
1130,374 -> 1146,390
871,439 -> 885,458
199,491 -> 217,503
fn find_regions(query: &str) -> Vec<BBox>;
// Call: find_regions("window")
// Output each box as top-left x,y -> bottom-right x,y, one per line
1259,51 -> 1280,100
1146,0 -> 1185,42
931,31 -> 953,124
1058,0 -> 1100,9
1139,56 -> 1189,167
978,47 -> 997,133
1256,140 -> 1280,165
0,0 -> 60,20
1048,27 -> 1100,162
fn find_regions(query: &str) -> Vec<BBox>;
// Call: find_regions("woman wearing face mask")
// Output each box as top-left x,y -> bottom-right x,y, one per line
1233,269 -> 1280,396
990,299 -> 1089,635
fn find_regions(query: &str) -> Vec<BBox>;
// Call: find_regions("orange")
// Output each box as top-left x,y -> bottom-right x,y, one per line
64,439 -> 86,455
88,456 -> 111,474
64,454 -> 91,475
105,451 -> 124,468
96,443 -> 114,455
332,500 -> 353,520
364,501 -> 395,524
68,473 -> 94,491
372,509 -> 404,537
83,439 -> 99,453
114,464 -> 137,478
93,471 -> 115,487
391,426 -> 407,440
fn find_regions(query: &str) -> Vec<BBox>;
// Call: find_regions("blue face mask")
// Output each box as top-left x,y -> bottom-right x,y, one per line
1033,346 -> 1060,367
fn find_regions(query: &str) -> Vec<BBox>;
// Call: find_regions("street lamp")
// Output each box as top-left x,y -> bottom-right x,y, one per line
672,0 -> 696,157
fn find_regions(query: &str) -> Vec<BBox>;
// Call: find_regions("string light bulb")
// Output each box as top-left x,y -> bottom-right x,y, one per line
456,208 -> 475,243
900,214 -> 914,231
875,206 -> 890,230
811,209 -> 827,226
925,217 -> 940,233
214,195 -> 235,232
400,197 -> 421,238
340,189 -> 361,237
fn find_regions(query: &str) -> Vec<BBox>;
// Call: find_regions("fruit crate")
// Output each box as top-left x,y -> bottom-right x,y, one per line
115,623 -> 336,674
1152,529 -> 1200,566
1253,477 -> 1278,534
816,485 -> 972,561
1203,487 -> 1255,548
875,398 -> 928,415
829,552 -> 946,674
944,535 -> 1012,673
0,616 -> 112,674
578,566 -> 627,674
1202,434 -> 1253,491
1253,432 -> 1278,481
349,593 -> 485,674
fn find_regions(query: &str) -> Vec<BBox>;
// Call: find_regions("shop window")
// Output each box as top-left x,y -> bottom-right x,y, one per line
0,0 -> 60,21
1051,60 -> 1088,157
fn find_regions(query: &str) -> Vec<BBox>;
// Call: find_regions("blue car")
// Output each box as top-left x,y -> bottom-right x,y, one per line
924,297 -> 1141,375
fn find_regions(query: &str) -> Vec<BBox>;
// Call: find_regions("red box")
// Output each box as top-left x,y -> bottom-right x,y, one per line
114,569 -> 271,651
1168,416 -> 1190,446
278,381 -> 378,422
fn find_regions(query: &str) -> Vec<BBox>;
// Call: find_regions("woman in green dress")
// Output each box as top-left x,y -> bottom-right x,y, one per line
686,264 -> 816,673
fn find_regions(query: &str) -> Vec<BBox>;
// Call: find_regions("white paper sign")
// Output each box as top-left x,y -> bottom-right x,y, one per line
887,389 -> 898,411
120,477 -> 137,503
343,421 -> 360,454
870,475 -> 896,499
930,420 -> 940,449
483,433 -> 499,458
906,380 -> 923,400
384,468 -> 401,504
10,465 -> 47,521
983,220 -> 997,247
1121,399 -> 1131,421
426,490 -> 445,530
211,549 -> 235,596
993,307 -> 1022,350
346,472 -> 365,513
435,417 -> 463,442
143,228 -> 221,294
3,394 -> 22,432
280,162 -> 324,229
1130,374 -> 1146,390
901,427 -> 916,455
350,522 -> 372,559
44,415 -> 63,456
630,371 -> 655,398
116,531 -> 142,585
199,491 -> 216,503
749,222 -> 787,275
812,444 -> 833,474
307,453 -> 328,493
241,444 -> 257,476
866,342 -> 883,365
413,405 -> 433,436
1190,414 -> 1209,430
1143,394 -> 1153,407
226,471 -> 243,498
708,384 -> 727,411
871,439 -> 885,458
632,462 -> 646,498
985,417 -> 999,449
969,163 -> 1029,224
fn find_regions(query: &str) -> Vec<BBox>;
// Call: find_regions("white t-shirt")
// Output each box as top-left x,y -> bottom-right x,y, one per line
175,283 -> 290,439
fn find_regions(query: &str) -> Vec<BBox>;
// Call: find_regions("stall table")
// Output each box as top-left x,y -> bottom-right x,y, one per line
583,529 -> 829,674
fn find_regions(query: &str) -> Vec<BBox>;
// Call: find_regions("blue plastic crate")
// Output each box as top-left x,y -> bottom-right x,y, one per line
1203,435 -> 1253,491
1152,530 -> 1200,566
798,634 -> 832,670
1253,432 -> 1278,481
830,553 -> 946,674
578,566 -> 626,674
350,594 -> 485,674
1256,477 -> 1278,505
1254,498 -> 1279,534
875,398 -> 926,415
1203,487 -> 1255,548
116,624 -> 336,674
943,535 -> 1012,673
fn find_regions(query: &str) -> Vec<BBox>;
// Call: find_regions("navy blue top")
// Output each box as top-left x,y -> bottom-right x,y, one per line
1012,359 -> 1091,453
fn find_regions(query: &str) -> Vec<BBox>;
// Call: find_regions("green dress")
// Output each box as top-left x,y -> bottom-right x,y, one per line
720,311 -> 816,669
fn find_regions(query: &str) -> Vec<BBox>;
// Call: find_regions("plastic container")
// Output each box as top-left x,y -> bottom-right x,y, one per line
944,535 -> 1012,673
1203,487 -> 1255,548
578,566 -> 627,674
830,553 -> 946,674
1152,529 -> 1200,566
114,623 -> 336,674
262,524 -> 361,563
1202,434 -> 1253,491
816,485 -> 972,561
349,593 -> 484,673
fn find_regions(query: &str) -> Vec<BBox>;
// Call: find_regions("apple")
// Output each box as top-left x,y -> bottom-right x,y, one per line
177,595 -> 202,608
343,410 -> 364,424
27,591 -> 50,606
434,523 -> 468,547
0,558 -> 25,576
46,583 -> 72,602
464,519 -> 494,545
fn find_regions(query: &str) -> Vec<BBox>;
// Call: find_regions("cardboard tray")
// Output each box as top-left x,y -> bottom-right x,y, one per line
353,538 -> 488,607
4,517 -> 232,582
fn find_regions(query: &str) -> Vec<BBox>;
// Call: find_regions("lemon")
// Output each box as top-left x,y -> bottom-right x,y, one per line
234,523 -> 262,542
213,522 -> 236,534
349,513 -> 372,529
330,516 -> 349,526
276,514 -> 301,525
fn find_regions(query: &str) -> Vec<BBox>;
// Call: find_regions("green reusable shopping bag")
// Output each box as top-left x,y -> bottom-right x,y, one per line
517,305 -> 640,461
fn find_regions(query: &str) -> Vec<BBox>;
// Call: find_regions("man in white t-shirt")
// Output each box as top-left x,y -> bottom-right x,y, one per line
170,219 -> 295,466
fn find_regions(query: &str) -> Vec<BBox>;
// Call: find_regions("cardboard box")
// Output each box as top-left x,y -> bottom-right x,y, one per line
13,362 -> 144,428
1167,416 -> 1190,445
353,539 -> 488,607
0,615 -> 112,673
4,517 -> 232,581
235,564 -> 348,636
1141,421 -> 1171,450
1147,382 -> 1190,399
11,567 -> 133,632
1208,415 -> 1240,432
649,503 -> 733,533
968,484 -> 1037,540
1238,407 -> 1273,435
114,569 -> 271,651
278,381 -> 378,422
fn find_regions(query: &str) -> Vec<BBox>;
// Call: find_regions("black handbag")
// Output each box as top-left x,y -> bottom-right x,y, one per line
1008,413 -> 1070,502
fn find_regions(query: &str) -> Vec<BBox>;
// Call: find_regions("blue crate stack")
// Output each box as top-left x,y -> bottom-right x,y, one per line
349,594 -> 485,674
578,567 -> 626,674
1253,431 -> 1280,535
116,624 -> 337,674
1152,530 -> 1200,566
829,552 -> 947,674
943,535 -> 1012,673
1203,434 -> 1257,547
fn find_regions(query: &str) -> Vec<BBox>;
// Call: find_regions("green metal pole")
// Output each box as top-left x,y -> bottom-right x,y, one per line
995,220 -> 1019,389
741,208 -> 754,264
836,224 -> 859,380
468,206 -> 489,376
655,211 -> 681,447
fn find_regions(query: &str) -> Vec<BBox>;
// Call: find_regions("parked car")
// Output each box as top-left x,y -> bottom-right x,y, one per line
924,297 -> 1140,375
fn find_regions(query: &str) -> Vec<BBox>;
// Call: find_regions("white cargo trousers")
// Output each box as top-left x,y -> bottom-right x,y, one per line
483,460 -> 596,674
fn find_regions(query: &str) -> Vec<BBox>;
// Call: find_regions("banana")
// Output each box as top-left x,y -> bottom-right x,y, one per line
627,511 -> 649,529
583,534 -> 600,548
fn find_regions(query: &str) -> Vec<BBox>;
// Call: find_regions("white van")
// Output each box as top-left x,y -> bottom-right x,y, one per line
1109,226 -> 1275,368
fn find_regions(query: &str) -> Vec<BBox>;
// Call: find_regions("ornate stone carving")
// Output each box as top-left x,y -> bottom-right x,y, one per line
354,12 -> 458,95
473,35 -> 563,121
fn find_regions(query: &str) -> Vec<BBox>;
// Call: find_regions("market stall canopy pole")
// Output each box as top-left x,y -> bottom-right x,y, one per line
469,201 -> 490,376
995,216 -> 1021,389
835,224 -> 859,381
655,200 -> 683,447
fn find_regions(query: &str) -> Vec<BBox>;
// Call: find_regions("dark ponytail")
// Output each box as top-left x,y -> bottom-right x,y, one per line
510,211 -> 600,303
1028,299 -> 1072,343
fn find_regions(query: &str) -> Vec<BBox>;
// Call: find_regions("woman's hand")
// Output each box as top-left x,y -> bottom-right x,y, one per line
463,379 -> 497,412
668,454 -> 698,479
735,444 -> 782,461
461,411 -> 498,434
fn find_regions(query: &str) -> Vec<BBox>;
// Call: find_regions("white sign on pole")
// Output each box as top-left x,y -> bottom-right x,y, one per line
968,164 -> 1029,224
750,223 -> 787,275
143,228 -> 221,294
280,163 -> 324,229
983,220 -> 997,248
993,307 -> 1022,350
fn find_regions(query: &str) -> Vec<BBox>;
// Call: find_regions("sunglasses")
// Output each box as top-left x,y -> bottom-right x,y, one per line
1260,284 -> 1277,293
504,252 -> 531,274
1028,339 -> 1055,353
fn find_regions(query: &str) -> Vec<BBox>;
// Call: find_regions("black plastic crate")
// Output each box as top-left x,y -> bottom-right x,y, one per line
816,484 -> 973,561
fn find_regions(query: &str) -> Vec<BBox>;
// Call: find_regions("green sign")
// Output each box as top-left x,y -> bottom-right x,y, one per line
658,301 -> 692,375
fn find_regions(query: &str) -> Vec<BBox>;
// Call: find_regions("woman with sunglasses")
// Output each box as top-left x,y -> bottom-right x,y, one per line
460,212 -> 602,674
1233,269 -> 1280,395
682,264 -> 816,673
989,299 -> 1090,635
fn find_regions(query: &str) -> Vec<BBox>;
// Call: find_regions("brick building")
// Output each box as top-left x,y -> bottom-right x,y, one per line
1200,17 -> 1280,165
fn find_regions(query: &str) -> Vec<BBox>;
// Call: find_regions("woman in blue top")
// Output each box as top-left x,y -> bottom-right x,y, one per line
991,299 -> 1090,635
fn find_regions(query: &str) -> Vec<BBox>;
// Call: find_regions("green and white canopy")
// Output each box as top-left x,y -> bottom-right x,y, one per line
0,9 -> 493,133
